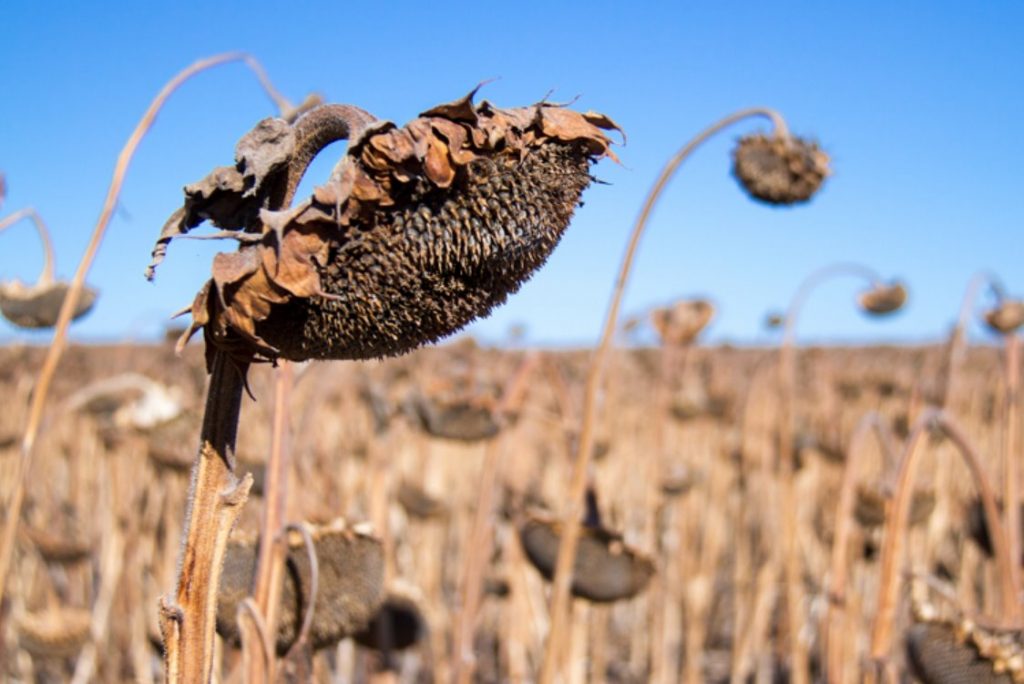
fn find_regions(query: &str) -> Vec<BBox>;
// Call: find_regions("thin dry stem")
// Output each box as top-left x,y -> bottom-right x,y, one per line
0,50 -> 294,606
869,410 -> 1016,670
539,107 -> 791,684
245,360 -> 295,682
1004,334 -> 1021,605
777,261 -> 886,684
452,352 -> 541,684
0,207 -> 56,284
824,412 -> 895,684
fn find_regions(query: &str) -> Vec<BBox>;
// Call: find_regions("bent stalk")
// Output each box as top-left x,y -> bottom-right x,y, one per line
538,107 -> 792,684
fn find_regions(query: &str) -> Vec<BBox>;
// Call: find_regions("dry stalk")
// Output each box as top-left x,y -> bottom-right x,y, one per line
0,208 -> 56,284
942,271 -> 1001,409
0,51 -> 302,606
243,360 -> 295,683
1003,333 -> 1021,608
777,261 -> 894,684
160,352 -> 254,682
824,411 -> 896,684
539,107 -> 795,684
868,409 -> 1017,673
451,352 -> 540,684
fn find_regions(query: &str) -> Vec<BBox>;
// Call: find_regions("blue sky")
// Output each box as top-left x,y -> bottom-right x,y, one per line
2,1 -> 1022,347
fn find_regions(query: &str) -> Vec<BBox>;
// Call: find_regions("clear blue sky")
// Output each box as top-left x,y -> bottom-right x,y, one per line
2,1 -> 1022,347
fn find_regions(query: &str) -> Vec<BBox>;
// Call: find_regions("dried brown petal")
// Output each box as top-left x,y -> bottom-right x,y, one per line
858,281 -> 907,315
984,300 -> 1024,335
161,92 -> 620,364
0,280 -> 97,329
732,133 -> 830,205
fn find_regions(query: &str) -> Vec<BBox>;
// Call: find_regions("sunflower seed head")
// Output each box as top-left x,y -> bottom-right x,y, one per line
0,280 -> 98,329
984,300 -> 1024,335
158,92 -> 620,365
858,281 -> 907,315
732,133 -> 830,205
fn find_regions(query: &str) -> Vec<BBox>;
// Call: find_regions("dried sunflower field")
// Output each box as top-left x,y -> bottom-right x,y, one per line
1,27 -> 1022,683
0,336 -> 1019,683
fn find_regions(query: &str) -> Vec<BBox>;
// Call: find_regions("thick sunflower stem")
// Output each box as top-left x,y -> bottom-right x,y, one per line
161,351 -> 253,683
538,107 -> 790,684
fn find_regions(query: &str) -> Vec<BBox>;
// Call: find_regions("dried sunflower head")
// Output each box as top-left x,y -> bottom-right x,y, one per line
732,133 -> 830,205
0,279 -> 97,329
984,300 -> 1024,335
17,607 -> 93,659
151,89 -> 620,364
858,281 -> 907,315
352,588 -> 427,653
518,514 -> 655,603
649,298 -> 715,346
217,519 -> 384,653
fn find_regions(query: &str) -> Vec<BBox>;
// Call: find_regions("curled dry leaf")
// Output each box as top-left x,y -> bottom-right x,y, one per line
0,280 -> 97,329
151,91 -> 620,364
984,300 -> 1024,335
858,281 -> 907,315
649,298 -> 715,346
732,133 -> 830,205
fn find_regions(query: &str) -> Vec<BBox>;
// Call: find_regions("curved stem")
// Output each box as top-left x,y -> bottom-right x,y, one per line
538,106 -> 791,684
943,270 -> 1004,409
0,207 -> 56,284
777,261 -> 882,684
825,412 -> 896,684
869,410 -> 1016,670
0,50 -> 281,608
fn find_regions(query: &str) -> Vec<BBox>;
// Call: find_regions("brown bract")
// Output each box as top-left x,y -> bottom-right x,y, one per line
152,90 -> 620,364
732,133 -> 830,205
858,281 -> 907,315
650,298 -> 714,346
0,280 -> 97,329
985,300 -> 1024,334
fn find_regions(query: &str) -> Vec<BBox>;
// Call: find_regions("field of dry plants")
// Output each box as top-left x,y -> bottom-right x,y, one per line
1,52 -> 1023,684
0,338 -> 1019,683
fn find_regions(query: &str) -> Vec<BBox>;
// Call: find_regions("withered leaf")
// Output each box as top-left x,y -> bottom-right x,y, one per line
419,85 -> 483,124
234,117 -> 296,196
